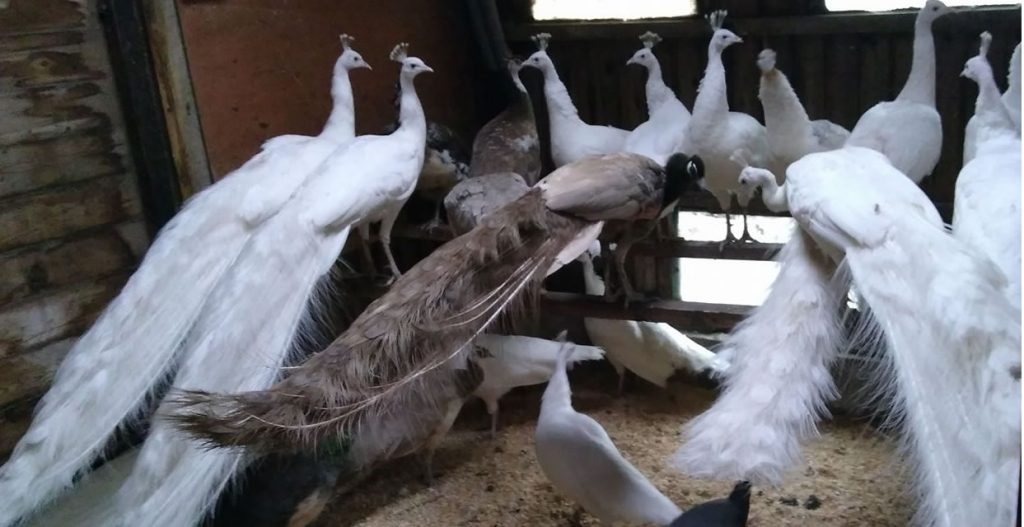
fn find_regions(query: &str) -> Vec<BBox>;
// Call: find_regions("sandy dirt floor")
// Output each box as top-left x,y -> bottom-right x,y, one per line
317,365 -> 912,526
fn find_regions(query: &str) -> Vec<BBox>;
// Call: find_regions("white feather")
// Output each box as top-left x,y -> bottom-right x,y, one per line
535,343 -> 681,525
623,42 -> 690,166
0,45 -> 369,526
792,146 -> 1018,526
672,229 -> 844,484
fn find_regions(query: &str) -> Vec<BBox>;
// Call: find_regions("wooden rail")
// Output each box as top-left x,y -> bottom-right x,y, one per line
542,291 -> 749,333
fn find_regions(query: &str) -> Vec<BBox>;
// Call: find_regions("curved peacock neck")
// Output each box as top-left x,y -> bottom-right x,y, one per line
510,71 -> 535,119
973,64 -> 1017,140
758,176 -> 789,212
690,50 -> 729,134
1003,45 -> 1021,110
319,66 -> 355,143
397,74 -> 427,138
896,17 -> 937,106
542,65 -> 583,125
580,258 -> 606,296
759,69 -> 814,151
644,60 -> 673,115
540,351 -> 572,412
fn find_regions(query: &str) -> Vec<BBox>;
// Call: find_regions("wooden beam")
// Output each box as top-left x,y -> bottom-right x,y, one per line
505,6 -> 1019,41
632,239 -> 782,260
541,291 -> 748,332
141,0 -> 212,198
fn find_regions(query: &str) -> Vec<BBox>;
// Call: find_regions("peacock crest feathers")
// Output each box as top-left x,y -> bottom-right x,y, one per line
638,31 -> 662,49
707,9 -> 728,31
339,33 -> 355,50
531,32 -> 552,52
389,42 -> 410,63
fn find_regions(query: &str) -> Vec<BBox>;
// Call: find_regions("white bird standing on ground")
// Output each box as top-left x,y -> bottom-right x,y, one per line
755,49 -> 849,170
678,145 -> 1021,526
50,42 -> 431,527
0,35 -> 370,527
845,0 -> 951,183
963,40 -> 1021,165
535,334 -> 682,525
522,33 -> 630,167
579,244 -> 728,393
955,32 -> 1021,312
471,334 -> 603,437
623,31 -> 691,165
680,10 -> 779,243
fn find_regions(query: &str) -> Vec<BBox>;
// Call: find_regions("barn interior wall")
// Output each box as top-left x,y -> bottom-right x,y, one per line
175,0 -> 487,179
0,0 -> 148,459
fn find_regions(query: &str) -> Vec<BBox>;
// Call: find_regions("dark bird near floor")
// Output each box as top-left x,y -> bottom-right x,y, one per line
670,481 -> 751,527
167,152 -> 692,488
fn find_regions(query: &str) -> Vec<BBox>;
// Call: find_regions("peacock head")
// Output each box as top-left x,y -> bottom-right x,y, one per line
710,29 -> 743,53
337,34 -> 371,71
961,31 -> 993,83
737,166 -> 777,201
663,153 -> 705,213
919,0 -> 952,25
524,33 -> 556,73
390,43 -> 433,78
626,31 -> 662,69
756,49 -> 777,74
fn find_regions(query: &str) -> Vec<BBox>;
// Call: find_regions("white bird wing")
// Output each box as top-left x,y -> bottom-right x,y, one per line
810,119 -> 850,151
302,134 -> 420,231
639,322 -> 727,374
953,150 -> 1022,310
845,101 -> 942,182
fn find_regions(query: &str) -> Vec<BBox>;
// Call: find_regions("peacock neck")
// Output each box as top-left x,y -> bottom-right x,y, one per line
319,67 -> 355,143
896,18 -> 937,106
543,68 -> 583,125
644,61 -> 673,115
1004,46 -> 1021,108
759,177 -> 789,212
541,352 -> 573,412
690,50 -> 728,133
580,258 -> 606,296
511,74 -> 535,119
759,69 -> 814,148
974,67 -> 1017,137
397,75 -> 426,137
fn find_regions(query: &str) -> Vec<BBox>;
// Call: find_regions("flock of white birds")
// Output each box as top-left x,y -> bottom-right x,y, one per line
0,1 -> 1019,526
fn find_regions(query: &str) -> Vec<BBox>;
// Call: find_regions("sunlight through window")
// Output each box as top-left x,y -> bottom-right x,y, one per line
533,0 -> 695,21
827,0 -> 1018,11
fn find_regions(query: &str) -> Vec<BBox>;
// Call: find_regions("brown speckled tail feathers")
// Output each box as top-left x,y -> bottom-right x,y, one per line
169,189 -> 592,453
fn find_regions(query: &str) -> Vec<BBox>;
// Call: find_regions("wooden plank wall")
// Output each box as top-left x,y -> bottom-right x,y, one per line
504,4 -> 1021,206
0,0 -> 147,458
175,0 -> 485,179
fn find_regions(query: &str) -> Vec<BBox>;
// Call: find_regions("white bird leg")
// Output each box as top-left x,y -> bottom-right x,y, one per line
379,206 -> 404,283
737,209 -> 756,243
357,223 -> 376,276
420,200 -> 446,233
486,399 -> 500,439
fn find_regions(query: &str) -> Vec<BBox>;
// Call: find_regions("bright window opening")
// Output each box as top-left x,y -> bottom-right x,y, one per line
533,0 -> 695,21
675,212 -> 796,306
826,0 -> 1018,11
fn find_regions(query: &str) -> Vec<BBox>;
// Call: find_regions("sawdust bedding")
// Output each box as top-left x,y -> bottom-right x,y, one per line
318,365 -> 911,527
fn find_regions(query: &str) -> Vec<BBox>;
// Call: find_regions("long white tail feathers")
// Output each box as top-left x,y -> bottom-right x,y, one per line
0,190 -> 254,527
844,219 -> 1020,527
107,226 -> 352,527
672,230 -> 845,485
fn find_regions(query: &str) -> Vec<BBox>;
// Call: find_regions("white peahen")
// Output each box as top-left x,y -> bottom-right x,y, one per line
955,32 -> 1021,312
534,335 -> 682,525
623,31 -> 691,165
963,40 -> 1021,165
0,34 -> 370,527
522,33 -> 631,167
579,244 -> 728,393
755,49 -> 849,171
680,10 -> 780,243
470,334 -> 603,437
677,145 -> 1021,526
845,0 -> 951,183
